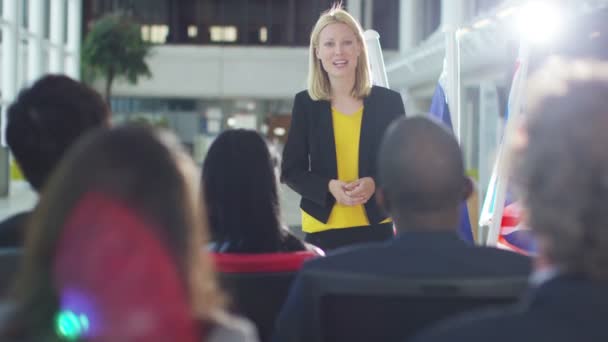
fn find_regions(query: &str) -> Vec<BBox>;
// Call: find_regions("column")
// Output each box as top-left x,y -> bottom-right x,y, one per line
28,0 -> 45,83
399,0 -> 418,53
286,0 -> 296,45
363,0 -> 373,30
49,0 -> 66,74
347,0 -> 362,25
66,0 -> 83,79
441,0 -> 468,30
1,0 -> 19,196
2,0 -> 19,130
441,0 -> 468,142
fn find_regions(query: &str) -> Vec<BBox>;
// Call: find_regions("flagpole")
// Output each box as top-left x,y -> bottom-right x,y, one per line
444,26 -> 460,142
485,40 -> 530,246
364,30 -> 389,88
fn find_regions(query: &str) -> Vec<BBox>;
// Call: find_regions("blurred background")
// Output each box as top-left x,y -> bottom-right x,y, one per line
0,0 -> 605,235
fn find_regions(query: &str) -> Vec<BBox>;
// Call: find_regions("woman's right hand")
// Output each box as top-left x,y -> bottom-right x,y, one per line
329,179 -> 366,206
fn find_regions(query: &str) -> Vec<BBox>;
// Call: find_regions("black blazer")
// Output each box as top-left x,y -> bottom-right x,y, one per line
281,86 -> 405,224
411,275 -> 608,342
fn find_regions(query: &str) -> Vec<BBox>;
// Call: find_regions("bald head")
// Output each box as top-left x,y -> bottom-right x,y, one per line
377,117 -> 469,229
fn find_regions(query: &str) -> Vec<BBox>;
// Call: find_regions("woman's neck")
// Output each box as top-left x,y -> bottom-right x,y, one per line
330,74 -> 356,99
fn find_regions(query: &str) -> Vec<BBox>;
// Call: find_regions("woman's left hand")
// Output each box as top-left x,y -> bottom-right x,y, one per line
344,177 -> 375,205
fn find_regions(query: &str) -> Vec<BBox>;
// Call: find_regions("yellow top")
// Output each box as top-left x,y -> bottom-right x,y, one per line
302,107 -> 390,233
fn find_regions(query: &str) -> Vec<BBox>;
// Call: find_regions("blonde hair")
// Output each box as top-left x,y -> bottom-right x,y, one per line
307,4 -> 372,101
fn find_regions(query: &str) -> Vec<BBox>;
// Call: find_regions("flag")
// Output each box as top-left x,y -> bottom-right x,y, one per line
479,43 -> 536,255
429,76 -> 475,243
498,202 -> 535,255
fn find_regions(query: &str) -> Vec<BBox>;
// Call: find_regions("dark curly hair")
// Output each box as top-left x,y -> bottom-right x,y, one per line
6,75 -> 109,191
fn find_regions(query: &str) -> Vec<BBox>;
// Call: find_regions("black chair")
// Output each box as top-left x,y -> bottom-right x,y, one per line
212,252 -> 317,342
301,270 -> 528,342
0,248 -> 22,298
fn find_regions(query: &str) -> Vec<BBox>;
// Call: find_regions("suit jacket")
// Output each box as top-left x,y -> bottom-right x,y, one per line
280,86 -> 405,224
411,274 -> 608,342
272,232 -> 531,342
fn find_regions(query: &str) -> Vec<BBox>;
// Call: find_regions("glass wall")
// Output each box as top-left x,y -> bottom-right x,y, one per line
1,0 -> 82,197
84,0 -> 400,48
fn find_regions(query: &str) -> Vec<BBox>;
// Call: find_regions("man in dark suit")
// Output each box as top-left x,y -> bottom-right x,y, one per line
272,116 -> 531,342
412,59 -> 608,342
0,75 -> 109,247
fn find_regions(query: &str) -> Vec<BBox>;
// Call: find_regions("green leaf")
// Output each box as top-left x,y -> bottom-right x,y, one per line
81,13 -> 153,99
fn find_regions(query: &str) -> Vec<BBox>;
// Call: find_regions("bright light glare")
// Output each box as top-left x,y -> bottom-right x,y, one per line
516,2 -> 563,44
273,127 -> 286,136
227,117 -> 237,127
473,19 -> 492,29
497,6 -> 517,19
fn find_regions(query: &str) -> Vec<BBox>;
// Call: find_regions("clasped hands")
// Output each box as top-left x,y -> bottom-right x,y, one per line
328,177 -> 375,206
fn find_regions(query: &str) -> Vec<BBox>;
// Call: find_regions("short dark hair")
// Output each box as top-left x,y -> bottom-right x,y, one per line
377,116 -> 466,213
514,58 -> 608,281
202,129 -> 285,252
6,75 -> 109,191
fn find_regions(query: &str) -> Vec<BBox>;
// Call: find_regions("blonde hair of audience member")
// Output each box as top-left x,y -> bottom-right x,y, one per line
307,4 -> 371,101
514,57 -> 608,282
5,125 -> 224,338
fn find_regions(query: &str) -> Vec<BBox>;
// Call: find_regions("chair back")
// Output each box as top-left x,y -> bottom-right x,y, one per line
212,251 -> 317,342
303,271 -> 527,342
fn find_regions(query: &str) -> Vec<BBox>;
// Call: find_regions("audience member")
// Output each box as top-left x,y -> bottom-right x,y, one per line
412,58 -> 608,342
203,129 -> 322,255
0,75 -> 109,248
0,125 -> 258,341
272,117 -> 530,342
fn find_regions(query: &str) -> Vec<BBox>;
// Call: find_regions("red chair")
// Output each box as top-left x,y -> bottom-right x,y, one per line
212,251 -> 317,342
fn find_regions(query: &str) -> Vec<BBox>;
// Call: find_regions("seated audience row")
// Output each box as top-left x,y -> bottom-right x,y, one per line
0,75 -> 321,341
1,125 -> 257,341
0,77 -> 261,341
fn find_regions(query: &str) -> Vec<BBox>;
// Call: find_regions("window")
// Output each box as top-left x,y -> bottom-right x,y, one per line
83,0 -> 391,47
141,24 -> 168,44
187,25 -> 198,38
209,25 -> 237,43
372,0 -> 399,50
259,26 -> 268,43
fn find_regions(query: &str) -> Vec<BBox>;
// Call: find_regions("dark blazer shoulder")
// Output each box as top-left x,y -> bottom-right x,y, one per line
299,240 -> 385,273
294,89 -> 314,103
475,246 -> 531,267
368,86 -> 401,101
369,85 -> 401,98
366,86 -> 406,119
292,90 -> 321,116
